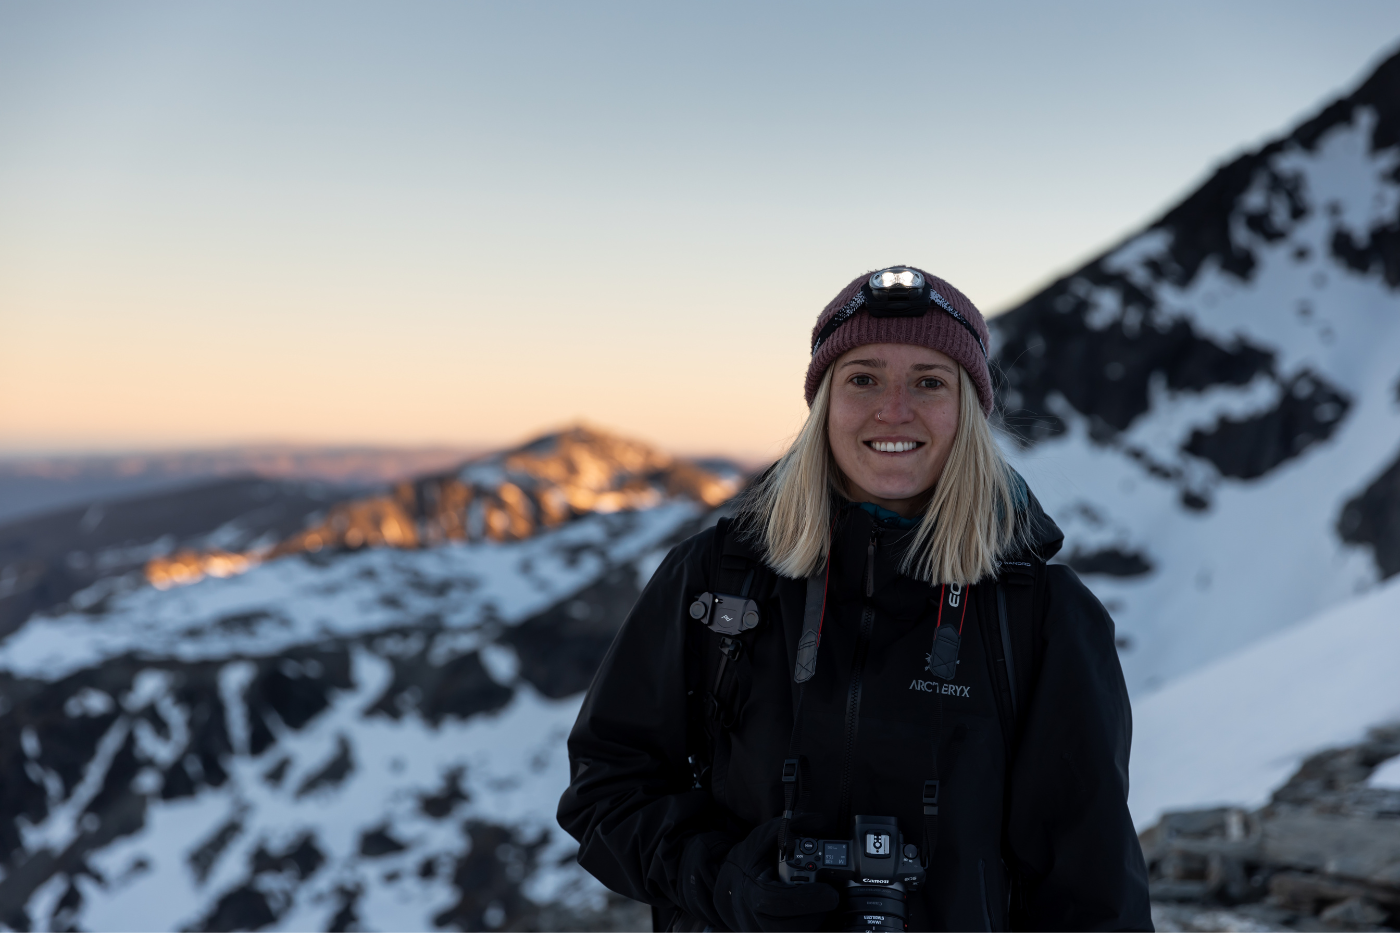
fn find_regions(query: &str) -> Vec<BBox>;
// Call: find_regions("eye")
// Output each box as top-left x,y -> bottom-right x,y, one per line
850,374 -> 875,387
917,377 -> 943,389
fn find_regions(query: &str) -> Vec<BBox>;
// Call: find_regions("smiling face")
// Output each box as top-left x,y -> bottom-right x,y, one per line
826,343 -> 962,517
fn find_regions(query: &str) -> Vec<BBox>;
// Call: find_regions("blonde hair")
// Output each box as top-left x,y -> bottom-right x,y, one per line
739,364 -> 1023,585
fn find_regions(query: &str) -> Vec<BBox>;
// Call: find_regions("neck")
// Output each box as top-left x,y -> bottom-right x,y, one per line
844,483 -> 933,519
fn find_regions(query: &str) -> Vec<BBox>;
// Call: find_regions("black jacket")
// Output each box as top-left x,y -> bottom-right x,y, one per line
558,497 -> 1152,931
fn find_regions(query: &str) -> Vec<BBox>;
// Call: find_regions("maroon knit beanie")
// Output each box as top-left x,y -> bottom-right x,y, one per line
804,266 -> 994,416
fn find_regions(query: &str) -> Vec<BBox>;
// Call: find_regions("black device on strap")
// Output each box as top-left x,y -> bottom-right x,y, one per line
811,267 -> 989,358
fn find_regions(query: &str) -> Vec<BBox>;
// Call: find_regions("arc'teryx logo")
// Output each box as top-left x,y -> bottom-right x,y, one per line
909,680 -> 970,696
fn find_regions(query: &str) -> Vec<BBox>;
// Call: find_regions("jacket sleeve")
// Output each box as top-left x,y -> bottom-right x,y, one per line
1005,565 -> 1153,931
556,527 -> 741,919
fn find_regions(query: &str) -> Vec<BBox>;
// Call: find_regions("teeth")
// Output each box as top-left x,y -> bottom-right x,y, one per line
871,441 -> 919,453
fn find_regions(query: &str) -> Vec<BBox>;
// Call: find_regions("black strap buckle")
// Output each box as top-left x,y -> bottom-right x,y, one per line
782,758 -> 800,783
693,593 -> 761,636
922,780 -> 940,815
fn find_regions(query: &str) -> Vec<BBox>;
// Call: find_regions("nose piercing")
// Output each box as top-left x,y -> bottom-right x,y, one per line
876,412 -> 885,423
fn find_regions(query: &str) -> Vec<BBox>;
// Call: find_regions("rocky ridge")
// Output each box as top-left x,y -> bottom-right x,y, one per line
1145,726 -> 1400,932
145,426 -> 737,590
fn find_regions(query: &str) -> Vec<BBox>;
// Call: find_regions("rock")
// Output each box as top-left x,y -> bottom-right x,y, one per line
1268,871 -> 1398,914
1318,895 -> 1388,928
1260,812 -> 1400,884
1143,728 -> 1400,931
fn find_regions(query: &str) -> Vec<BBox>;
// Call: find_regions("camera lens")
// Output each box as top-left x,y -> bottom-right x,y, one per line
840,882 -> 907,932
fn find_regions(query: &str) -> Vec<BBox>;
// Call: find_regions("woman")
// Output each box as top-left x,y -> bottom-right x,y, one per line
558,267 -> 1151,932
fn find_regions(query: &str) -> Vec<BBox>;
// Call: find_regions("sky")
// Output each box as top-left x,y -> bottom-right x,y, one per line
2,2 -> 1399,462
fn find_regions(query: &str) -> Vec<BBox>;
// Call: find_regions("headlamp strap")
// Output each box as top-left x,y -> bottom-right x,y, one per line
928,288 -> 988,358
810,291 -> 866,356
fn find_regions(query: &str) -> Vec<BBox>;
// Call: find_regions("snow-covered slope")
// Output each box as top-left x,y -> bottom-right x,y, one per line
0,430 -> 727,931
1128,573 -> 1400,830
994,50 -> 1400,693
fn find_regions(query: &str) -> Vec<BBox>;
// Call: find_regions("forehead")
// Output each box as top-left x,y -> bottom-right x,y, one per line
834,343 -> 958,369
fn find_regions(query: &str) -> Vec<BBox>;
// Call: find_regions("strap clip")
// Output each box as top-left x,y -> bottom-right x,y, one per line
781,758 -> 800,783
692,592 -> 761,636
922,779 -> 940,815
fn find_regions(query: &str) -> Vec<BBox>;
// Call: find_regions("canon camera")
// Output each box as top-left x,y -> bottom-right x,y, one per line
778,815 -> 925,932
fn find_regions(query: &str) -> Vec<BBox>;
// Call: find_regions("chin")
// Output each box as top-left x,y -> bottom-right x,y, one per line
864,479 -> 933,502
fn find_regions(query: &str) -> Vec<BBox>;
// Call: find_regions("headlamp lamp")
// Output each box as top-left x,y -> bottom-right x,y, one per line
871,269 -> 921,290
810,266 -> 988,358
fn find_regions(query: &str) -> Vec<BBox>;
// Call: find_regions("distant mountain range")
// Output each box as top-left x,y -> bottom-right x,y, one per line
0,445 -> 480,525
0,47 -> 1397,933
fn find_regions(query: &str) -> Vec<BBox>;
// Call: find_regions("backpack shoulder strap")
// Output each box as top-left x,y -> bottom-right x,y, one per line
709,516 -> 774,599
981,554 -> 1048,764
981,551 -> 1051,929
684,517 -> 775,786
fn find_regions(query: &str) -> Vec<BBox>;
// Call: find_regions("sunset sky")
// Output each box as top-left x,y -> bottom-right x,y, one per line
3,2 -> 1399,461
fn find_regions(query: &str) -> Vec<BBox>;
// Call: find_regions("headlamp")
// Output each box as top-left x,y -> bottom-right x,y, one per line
810,266 -> 988,358
863,267 -> 930,317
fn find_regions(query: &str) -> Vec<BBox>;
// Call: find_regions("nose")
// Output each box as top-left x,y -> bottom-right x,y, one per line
878,383 -> 915,424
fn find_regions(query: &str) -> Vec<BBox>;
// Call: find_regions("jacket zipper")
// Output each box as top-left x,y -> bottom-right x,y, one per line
838,527 -> 879,826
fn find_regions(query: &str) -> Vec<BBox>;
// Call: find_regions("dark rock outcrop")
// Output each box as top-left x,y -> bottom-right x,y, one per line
1143,725 -> 1400,932
1340,448 -> 1400,580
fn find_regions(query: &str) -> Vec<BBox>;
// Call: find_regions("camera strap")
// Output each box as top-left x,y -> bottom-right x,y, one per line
923,582 -> 969,867
778,556 -> 833,852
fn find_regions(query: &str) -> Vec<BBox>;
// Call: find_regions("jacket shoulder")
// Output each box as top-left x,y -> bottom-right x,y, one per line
640,522 -> 722,597
1043,563 -> 1112,617
1040,563 -> 1121,656
669,522 -> 720,569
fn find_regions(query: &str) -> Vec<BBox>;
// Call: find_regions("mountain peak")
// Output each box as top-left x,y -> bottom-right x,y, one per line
146,425 -> 741,589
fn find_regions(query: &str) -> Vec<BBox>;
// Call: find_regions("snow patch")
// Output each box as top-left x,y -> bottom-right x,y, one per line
1129,574 -> 1400,828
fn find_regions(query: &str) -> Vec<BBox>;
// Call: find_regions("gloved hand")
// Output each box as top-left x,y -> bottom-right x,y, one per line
712,817 -> 839,932
677,831 -> 733,930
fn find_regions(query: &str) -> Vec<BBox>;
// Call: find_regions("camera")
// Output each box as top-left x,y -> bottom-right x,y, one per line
777,815 -> 925,931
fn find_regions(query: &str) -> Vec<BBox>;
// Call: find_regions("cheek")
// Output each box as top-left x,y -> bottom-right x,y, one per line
828,396 -> 867,446
922,403 -> 960,445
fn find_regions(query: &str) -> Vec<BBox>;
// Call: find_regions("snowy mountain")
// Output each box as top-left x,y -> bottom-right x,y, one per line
0,428 -> 735,931
994,48 -> 1400,693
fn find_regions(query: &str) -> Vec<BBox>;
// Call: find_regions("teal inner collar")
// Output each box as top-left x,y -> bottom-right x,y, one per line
857,501 -> 919,529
